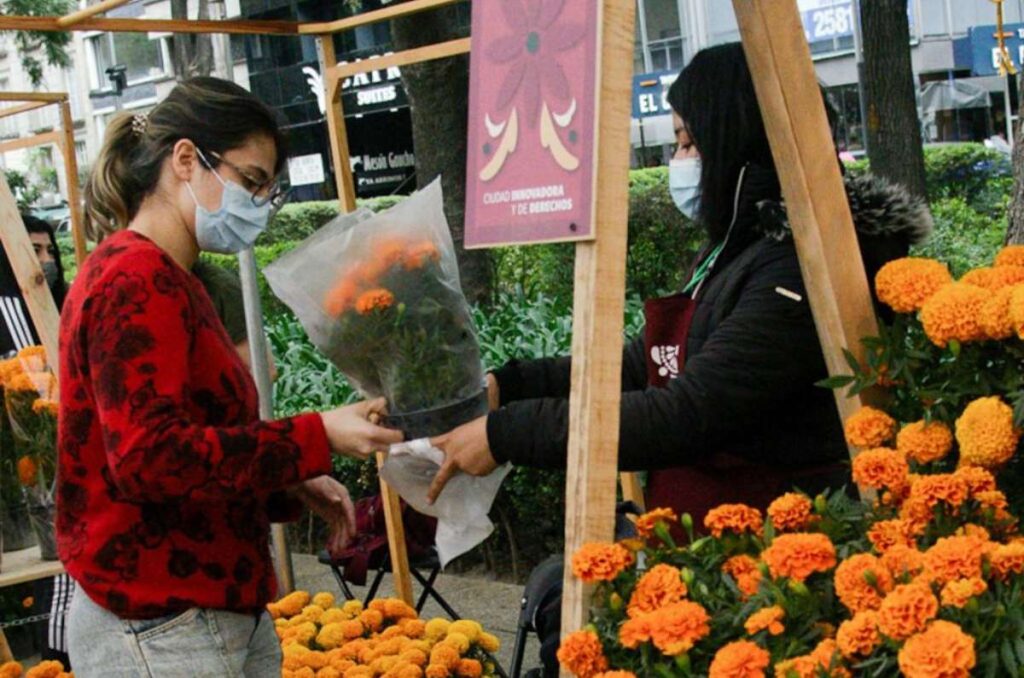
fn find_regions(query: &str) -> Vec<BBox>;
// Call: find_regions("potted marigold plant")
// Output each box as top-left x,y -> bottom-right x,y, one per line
266,180 -> 486,439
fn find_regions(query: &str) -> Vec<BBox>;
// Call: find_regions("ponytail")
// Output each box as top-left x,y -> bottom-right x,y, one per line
83,113 -> 146,242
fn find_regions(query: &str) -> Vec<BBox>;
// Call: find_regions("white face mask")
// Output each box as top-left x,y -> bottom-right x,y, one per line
185,149 -> 273,254
669,157 -> 702,220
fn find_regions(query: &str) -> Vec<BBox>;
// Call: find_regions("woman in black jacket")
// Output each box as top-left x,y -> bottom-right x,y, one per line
428,43 -> 931,521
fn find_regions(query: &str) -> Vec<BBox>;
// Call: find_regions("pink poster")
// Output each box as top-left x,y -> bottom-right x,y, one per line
464,0 -> 599,249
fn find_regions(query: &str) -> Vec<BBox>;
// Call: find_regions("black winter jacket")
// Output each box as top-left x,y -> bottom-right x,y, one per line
486,170 -> 932,472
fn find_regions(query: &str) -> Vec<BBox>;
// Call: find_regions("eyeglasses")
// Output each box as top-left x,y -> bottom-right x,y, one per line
196,147 -> 291,210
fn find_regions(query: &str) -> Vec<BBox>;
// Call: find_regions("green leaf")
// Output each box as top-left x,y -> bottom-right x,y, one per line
1001,639 -> 1019,676
816,375 -> 856,390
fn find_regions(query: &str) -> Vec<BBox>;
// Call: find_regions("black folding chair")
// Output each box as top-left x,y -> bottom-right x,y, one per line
509,554 -> 564,678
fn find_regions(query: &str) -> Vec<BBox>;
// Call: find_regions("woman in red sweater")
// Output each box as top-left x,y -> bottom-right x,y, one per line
58,78 -> 401,677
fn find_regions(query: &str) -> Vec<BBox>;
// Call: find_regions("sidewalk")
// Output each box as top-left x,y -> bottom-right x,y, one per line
293,553 -> 541,673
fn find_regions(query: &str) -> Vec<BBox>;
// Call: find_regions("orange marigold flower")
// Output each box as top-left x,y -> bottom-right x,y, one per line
900,474 -> 970,526
875,258 -> 952,313
868,519 -> 920,554
355,288 -> 395,315
0,662 -> 22,678
455,658 -> 483,677
647,601 -> 712,656
634,507 -> 677,538
881,544 -> 926,581
920,282 -> 988,347
961,266 -> 1024,291
940,577 -> 987,608
810,639 -> 850,678
834,553 -> 893,613
978,285 -> 1017,340
618,615 -> 651,649
761,533 -> 837,582
996,244 -> 1024,268
987,542 -> 1024,580
627,564 -> 687,618
851,448 -> 908,493
1010,284 -> 1024,338
557,630 -> 608,678
767,493 -> 814,532
16,345 -> 46,372
16,456 -> 37,487
844,407 -> 897,448
403,241 -> 441,270
744,605 -> 785,636
897,620 -> 976,678
973,490 -> 1008,513
956,396 -> 1020,469
922,535 -> 991,584
722,555 -> 762,599
708,640 -> 771,678
836,610 -> 881,659
704,503 -> 763,538
774,641 -> 849,678
897,421 -> 953,465
593,673 -> 636,678
953,465 -> 997,495
323,277 -> 360,316
877,581 -> 939,640
31,398 -> 58,417
570,543 -> 634,584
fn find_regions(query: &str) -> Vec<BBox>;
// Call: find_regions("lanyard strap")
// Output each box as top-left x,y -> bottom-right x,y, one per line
682,241 -> 726,296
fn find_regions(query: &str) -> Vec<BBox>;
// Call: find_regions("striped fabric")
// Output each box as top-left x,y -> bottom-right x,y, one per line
0,296 -> 35,352
48,574 -> 72,653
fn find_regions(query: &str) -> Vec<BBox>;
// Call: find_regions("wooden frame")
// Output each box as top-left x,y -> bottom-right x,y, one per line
0,1 -> 881,663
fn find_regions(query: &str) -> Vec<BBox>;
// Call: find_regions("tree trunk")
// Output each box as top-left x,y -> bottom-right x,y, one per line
170,0 -> 213,79
1007,75 -> 1024,244
861,0 -> 928,200
391,7 -> 492,303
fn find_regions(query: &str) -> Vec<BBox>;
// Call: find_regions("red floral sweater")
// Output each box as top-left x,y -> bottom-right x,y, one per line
57,230 -> 331,618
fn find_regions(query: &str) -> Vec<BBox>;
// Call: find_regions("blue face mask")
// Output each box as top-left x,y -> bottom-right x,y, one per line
669,157 -> 702,220
186,151 -> 272,254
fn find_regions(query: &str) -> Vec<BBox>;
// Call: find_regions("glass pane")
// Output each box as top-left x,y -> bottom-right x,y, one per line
706,0 -> 740,44
920,0 -> 949,37
92,35 -> 114,85
111,33 -> 164,83
644,0 -> 681,39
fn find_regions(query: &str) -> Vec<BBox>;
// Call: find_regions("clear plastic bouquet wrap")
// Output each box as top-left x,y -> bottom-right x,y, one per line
265,179 -> 487,439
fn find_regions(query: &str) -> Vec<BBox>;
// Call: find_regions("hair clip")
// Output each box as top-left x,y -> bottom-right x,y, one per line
131,113 -> 148,137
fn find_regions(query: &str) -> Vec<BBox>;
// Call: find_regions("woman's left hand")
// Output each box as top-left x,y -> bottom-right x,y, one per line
292,476 -> 357,556
427,416 -> 497,504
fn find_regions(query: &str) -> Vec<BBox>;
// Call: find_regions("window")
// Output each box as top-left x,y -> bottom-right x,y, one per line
88,33 -> 169,90
706,0 -> 740,45
920,0 -> 949,37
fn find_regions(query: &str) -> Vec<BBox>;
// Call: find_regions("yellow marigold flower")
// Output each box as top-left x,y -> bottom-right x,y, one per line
877,581 -> 939,640
996,244 -> 1024,268
744,605 -> 785,636
844,407 -> 897,448
767,493 -> 814,532
477,631 -> 500,653
940,577 -> 987,608
836,610 -> 881,659
320,608 -> 345,626
341,600 -> 364,617
988,542 -> 1024,580
956,396 -> 1020,468
300,604 -> 323,624
443,631 -> 470,654
920,282 -> 987,347
834,553 -> 893,613
722,555 -> 762,599
880,544 -> 926,581
634,507 -> 677,538
424,618 -> 450,640
16,346 -> 46,371
868,519 -> 919,554
851,448 -> 908,493
897,620 -> 976,678
312,592 -> 335,609
299,651 -> 328,670
557,630 -> 608,678
897,420 -> 953,464
875,257 -> 952,313
704,503 -> 763,538
425,666 -> 450,678
31,398 -> 58,417
445,620 -> 481,644
761,533 -> 837,582
627,563 -> 687,618
570,543 -> 634,583
979,285 -> 1017,340
275,591 -> 311,619
316,623 -> 346,650
708,640 -> 770,678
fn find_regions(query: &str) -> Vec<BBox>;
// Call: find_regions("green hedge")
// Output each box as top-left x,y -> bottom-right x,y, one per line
257,195 -> 404,246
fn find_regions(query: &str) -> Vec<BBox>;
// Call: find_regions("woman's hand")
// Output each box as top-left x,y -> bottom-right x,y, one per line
320,398 -> 403,459
426,415 -> 497,504
291,476 -> 357,557
486,373 -> 500,411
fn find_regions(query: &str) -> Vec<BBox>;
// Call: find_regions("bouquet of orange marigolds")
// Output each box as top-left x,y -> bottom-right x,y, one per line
0,347 -> 58,560
266,180 -> 485,438
0,659 -> 72,678
268,589 -> 501,677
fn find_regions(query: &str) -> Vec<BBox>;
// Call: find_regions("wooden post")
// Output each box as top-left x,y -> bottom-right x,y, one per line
0,131 -> 61,155
58,101 -> 87,266
56,0 -> 133,27
318,34 -> 414,605
732,0 -> 879,448
619,473 -> 644,512
319,35 -> 358,213
560,0 -> 636,643
0,177 -> 61,373
0,101 -> 52,121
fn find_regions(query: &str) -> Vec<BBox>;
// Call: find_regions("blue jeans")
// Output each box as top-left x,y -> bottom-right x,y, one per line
66,586 -> 282,677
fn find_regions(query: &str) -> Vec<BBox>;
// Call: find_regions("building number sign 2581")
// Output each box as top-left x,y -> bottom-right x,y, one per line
809,4 -> 853,41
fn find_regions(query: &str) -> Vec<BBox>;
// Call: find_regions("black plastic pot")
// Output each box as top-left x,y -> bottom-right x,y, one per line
385,389 -> 489,440
1,501 -> 36,553
26,502 -> 56,561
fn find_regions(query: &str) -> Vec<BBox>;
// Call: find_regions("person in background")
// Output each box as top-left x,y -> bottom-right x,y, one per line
0,215 -> 66,356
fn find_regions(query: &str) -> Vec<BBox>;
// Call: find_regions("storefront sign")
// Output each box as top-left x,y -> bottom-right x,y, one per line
465,0 -> 599,248
954,23 -> 1024,77
798,0 -> 913,45
632,71 -> 677,120
288,153 -> 326,187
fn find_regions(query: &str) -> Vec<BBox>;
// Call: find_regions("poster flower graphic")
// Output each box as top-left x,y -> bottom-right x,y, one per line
465,0 -> 598,248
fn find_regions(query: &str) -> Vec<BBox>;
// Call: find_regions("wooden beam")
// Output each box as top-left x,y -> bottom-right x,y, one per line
0,177 -> 61,375
0,132 -> 61,155
0,92 -> 66,104
376,452 -> 414,605
561,0 -> 635,641
331,38 -> 470,83
0,101 -> 54,122
299,0 -> 461,35
58,102 -> 88,267
620,473 -> 645,512
732,0 -> 879,456
320,35 -> 358,213
0,16 -> 298,35
57,0 -> 133,27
